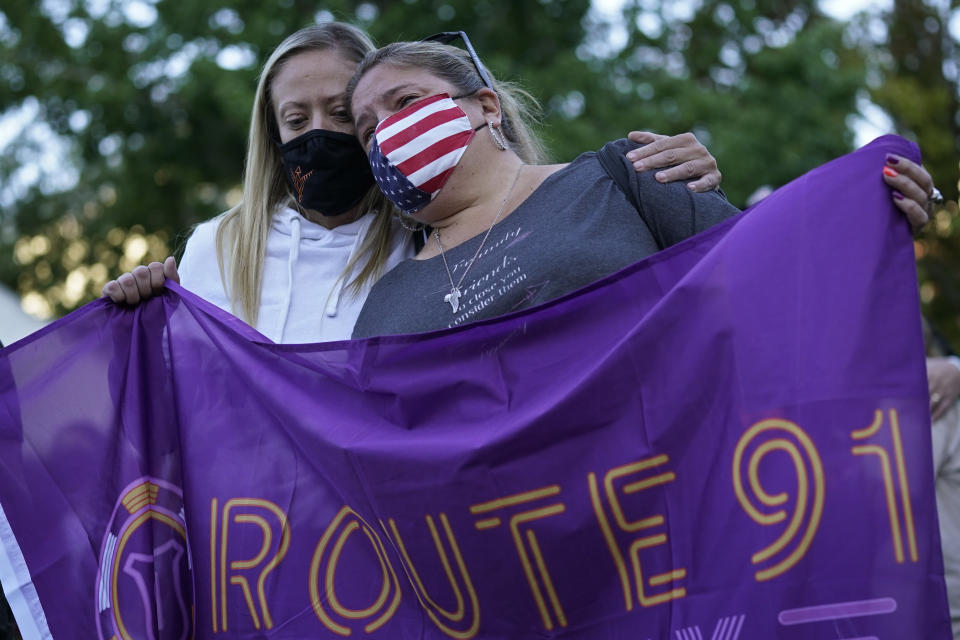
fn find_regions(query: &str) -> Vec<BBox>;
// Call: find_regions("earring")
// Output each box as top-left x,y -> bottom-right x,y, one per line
488,122 -> 508,151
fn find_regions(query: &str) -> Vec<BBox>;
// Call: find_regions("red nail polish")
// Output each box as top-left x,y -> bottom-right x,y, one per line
883,166 -> 898,178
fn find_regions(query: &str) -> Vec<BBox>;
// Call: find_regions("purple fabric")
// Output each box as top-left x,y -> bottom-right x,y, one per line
0,135 -> 950,639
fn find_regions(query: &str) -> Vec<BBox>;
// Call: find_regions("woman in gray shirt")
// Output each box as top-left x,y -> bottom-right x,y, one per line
348,39 -> 933,338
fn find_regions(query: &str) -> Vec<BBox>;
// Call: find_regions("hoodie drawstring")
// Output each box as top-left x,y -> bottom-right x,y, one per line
275,214 -> 301,342
322,223 -> 366,319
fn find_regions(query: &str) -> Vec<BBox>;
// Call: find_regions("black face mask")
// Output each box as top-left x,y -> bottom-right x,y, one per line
276,129 -> 374,217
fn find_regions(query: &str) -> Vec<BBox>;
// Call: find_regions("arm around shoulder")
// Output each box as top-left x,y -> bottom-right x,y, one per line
624,148 -> 740,248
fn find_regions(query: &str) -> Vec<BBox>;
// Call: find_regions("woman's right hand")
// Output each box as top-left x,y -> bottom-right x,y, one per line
102,256 -> 180,305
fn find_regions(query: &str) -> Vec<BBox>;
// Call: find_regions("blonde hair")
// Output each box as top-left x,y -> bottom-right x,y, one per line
214,22 -> 396,325
347,41 -> 547,165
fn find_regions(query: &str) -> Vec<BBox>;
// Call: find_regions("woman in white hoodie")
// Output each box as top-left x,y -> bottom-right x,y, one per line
102,22 -> 726,343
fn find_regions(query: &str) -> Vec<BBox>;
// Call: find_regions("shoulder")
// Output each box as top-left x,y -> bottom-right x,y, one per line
594,138 -> 705,201
594,139 -> 727,206
562,138 -> 648,193
179,214 -> 230,286
183,214 -> 227,252
525,140 -> 637,196
601,137 -> 642,156
565,138 -> 640,171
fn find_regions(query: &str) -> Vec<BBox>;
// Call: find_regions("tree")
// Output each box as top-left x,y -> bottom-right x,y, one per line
598,0 -> 866,205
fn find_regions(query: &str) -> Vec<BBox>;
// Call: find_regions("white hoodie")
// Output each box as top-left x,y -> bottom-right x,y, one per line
178,207 -> 413,343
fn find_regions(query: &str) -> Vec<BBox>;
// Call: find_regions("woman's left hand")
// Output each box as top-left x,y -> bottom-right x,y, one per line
883,153 -> 936,230
626,131 -> 721,193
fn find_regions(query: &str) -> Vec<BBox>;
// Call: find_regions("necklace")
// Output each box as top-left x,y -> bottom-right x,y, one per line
435,165 -> 523,313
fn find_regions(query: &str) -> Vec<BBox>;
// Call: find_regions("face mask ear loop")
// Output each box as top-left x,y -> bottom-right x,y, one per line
457,92 -> 504,149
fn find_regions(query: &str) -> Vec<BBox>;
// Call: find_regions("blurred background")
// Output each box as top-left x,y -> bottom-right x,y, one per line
0,0 -> 958,345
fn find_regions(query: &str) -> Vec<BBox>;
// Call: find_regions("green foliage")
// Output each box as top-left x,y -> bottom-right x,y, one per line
1,0 -> 286,314
858,0 -> 960,346
0,0 -> 957,340
600,0 -> 864,204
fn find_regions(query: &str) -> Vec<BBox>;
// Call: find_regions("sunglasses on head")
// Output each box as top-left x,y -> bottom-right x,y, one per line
420,31 -> 493,90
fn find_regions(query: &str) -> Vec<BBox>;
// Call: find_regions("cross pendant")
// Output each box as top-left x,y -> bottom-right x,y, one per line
443,287 -> 461,313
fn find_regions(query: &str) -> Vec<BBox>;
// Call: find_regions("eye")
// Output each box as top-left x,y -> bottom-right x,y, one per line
284,115 -> 306,130
331,107 -> 351,123
397,94 -> 418,108
361,127 -> 375,148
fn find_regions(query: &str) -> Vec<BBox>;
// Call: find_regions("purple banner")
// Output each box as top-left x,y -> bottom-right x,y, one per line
0,135 -> 951,639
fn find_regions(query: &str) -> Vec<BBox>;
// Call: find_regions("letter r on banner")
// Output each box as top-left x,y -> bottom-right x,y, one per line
209,498 -> 290,633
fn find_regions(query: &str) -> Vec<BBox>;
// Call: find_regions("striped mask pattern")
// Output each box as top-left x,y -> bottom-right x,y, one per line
368,93 -> 477,215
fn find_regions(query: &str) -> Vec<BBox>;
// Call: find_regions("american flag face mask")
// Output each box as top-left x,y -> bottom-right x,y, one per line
368,93 -> 483,216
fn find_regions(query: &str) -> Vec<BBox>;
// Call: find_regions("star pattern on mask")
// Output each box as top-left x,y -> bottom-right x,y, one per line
369,140 -> 430,214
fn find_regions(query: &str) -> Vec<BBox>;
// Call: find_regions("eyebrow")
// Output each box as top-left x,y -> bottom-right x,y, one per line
353,83 -> 417,134
278,91 -> 348,116
276,100 -> 305,117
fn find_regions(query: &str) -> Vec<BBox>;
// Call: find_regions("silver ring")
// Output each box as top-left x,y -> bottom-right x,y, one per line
933,392 -> 943,404
930,187 -> 945,204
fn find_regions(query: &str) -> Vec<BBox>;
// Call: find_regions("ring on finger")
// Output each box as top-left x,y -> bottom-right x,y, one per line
932,392 -> 943,404
930,186 -> 945,205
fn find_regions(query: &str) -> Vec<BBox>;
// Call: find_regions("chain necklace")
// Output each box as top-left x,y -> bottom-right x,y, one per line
435,165 -> 524,313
